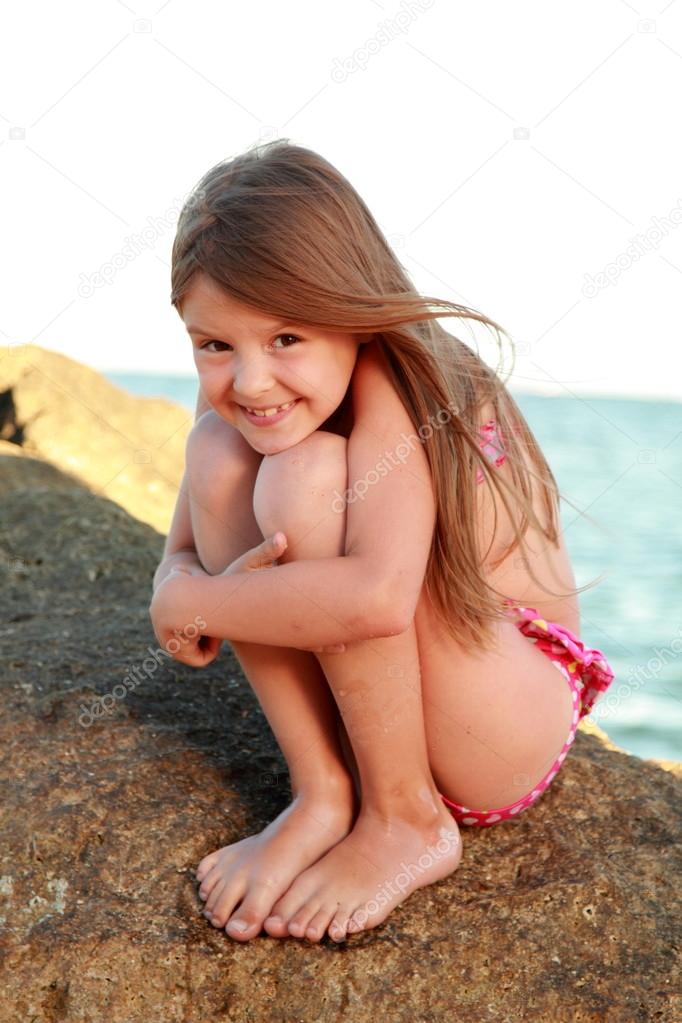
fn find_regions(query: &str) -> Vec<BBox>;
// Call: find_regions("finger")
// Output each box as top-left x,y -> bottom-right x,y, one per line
266,532 -> 287,555
250,533 -> 288,570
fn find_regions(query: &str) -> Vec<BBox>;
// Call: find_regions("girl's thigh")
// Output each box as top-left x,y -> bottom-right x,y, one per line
414,588 -> 575,811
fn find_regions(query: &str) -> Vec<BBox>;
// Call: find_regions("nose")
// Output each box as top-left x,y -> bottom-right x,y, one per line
232,353 -> 276,403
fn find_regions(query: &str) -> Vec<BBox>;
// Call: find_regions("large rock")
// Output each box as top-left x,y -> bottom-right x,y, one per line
0,349 -> 680,1022
0,343 -> 192,535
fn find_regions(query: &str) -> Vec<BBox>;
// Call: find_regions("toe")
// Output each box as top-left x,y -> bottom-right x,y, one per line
263,914 -> 290,938
205,878 -> 232,916
264,871 -> 316,931
219,881 -> 277,938
265,893 -> 288,922
328,909 -> 352,942
287,902 -> 321,938
195,851 -> 219,882
346,906 -> 370,934
206,883 -> 239,927
224,909 -> 265,941
198,864 -> 224,902
304,906 -> 337,943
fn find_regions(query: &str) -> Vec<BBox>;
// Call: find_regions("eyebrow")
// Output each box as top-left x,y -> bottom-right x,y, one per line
187,319 -> 292,338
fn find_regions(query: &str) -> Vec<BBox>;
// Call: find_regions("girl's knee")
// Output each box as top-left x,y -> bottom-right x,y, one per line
253,430 -> 348,547
186,411 -> 263,483
255,430 -> 348,491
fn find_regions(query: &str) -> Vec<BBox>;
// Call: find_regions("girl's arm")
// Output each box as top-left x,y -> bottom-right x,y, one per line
163,341 -> 436,649
342,338 -> 437,629
151,374 -> 395,647
162,549 -> 396,649
152,385 -> 212,592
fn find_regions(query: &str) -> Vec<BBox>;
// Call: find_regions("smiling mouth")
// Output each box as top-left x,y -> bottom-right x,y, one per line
240,399 -> 299,418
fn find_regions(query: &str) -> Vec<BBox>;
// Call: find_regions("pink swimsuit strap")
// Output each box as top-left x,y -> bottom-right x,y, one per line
476,418 -> 506,484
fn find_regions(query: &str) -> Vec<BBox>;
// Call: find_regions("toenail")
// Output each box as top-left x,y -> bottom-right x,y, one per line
203,911 -> 213,920
267,916 -> 283,925
227,918 -> 248,933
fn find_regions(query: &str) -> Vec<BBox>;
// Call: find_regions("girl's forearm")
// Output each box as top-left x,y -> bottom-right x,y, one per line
187,555 -> 403,648
153,549 -> 202,593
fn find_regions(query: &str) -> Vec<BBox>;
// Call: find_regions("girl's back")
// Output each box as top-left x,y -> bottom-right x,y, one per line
474,396 -> 580,637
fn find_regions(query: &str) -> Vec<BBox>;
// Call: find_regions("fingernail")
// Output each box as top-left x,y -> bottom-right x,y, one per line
227,918 -> 248,932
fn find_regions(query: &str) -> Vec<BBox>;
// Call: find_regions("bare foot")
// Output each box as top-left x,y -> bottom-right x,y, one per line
195,782 -> 356,941
262,804 -> 462,943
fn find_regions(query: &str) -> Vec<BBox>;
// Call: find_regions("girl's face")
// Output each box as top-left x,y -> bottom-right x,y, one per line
181,273 -> 367,455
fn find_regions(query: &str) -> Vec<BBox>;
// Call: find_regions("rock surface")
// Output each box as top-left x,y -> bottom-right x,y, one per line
0,347 -> 680,1022
0,343 -> 192,535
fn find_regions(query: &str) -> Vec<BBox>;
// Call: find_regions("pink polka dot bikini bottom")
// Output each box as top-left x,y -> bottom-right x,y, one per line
438,602 -> 615,827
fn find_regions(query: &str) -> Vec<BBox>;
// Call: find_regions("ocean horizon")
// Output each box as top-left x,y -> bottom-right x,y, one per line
104,370 -> 682,764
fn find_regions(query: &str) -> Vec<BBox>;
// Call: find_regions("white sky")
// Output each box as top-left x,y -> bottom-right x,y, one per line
2,0 -> 681,400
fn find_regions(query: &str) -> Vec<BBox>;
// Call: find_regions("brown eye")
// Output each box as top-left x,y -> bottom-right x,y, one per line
200,340 -> 231,351
272,334 -> 301,349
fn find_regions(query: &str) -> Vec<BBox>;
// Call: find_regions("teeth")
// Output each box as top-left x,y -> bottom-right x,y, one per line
245,400 -> 296,417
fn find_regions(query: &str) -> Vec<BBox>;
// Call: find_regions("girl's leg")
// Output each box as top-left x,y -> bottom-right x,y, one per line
236,435 -> 461,945
186,413 -> 358,937
261,617 -> 462,943
260,591 -> 571,945
263,619 -> 573,946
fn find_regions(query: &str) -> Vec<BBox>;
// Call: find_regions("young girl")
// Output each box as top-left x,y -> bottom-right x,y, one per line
149,139 -> 615,946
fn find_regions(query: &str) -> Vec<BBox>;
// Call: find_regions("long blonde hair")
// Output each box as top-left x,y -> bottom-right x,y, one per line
170,139 -> 597,651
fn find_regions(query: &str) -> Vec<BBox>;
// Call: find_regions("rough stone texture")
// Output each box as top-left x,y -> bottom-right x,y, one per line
0,347 -> 681,1022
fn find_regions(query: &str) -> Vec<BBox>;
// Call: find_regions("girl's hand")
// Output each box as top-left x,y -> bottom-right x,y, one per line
222,533 -> 346,655
164,561 -> 207,579
222,532 -> 289,576
149,568 -> 223,668
153,550 -> 205,593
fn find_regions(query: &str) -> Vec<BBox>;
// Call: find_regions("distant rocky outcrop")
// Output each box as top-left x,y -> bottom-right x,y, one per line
0,345 -> 680,1023
0,343 -> 192,534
